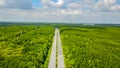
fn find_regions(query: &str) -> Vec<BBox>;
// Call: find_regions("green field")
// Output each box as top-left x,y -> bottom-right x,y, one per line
0,25 -> 54,68
60,27 -> 120,68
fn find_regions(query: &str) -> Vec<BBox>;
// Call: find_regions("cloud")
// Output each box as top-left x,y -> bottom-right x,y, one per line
93,0 -> 120,12
60,9 -> 81,15
104,0 -> 116,4
41,0 -> 64,8
0,0 -> 5,6
51,0 -> 64,6
98,0 -> 116,6
0,0 -> 120,23
111,5 -> 120,11
0,0 -> 33,9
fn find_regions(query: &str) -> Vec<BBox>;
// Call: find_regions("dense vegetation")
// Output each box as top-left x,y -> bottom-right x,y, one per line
0,25 -> 54,68
60,27 -> 120,68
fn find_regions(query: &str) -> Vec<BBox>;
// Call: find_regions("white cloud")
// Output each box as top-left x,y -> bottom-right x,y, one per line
50,0 -> 64,6
61,9 -> 80,15
99,0 -> 116,4
67,3 -> 82,9
95,0 -> 120,12
0,0 -> 33,9
0,0 -> 5,6
111,5 -> 120,10
0,0 -> 120,23
41,0 -> 64,8
104,0 -> 116,4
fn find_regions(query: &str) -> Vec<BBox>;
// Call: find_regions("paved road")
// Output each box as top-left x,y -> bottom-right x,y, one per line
48,28 -> 57,68
48,28 -> 65,68
57,28 -> 65,68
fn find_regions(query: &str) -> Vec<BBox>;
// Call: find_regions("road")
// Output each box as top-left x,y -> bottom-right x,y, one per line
57,28 -> 65,68
48,28 -> 57,68
48,28 -> 65,68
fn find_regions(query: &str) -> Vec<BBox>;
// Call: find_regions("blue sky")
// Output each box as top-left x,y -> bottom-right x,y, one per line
32,0 -> 42,8
0,0 -> 120,23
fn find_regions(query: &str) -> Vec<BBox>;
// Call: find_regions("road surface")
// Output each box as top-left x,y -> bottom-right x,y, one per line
48,28 -> 65,68
57,28 -> 65,68
48,28 -> 57,68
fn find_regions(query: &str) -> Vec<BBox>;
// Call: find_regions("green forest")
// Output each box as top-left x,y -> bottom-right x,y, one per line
60,26 -> 120,68
0,24 -> 120,68
0,25 -> 54,68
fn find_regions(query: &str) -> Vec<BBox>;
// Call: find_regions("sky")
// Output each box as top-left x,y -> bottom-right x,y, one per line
0,0 -> 120,23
